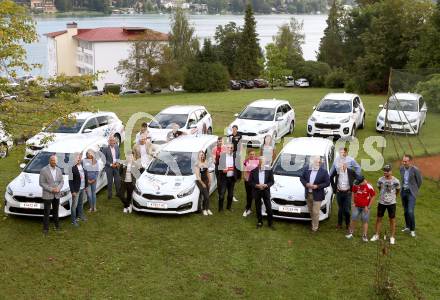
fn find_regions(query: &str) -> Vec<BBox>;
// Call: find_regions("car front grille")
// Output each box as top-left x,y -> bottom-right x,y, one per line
14,196 -> 44,203
388,121 -> 408,125
29,145 -> 43,151
315,123 -> 340,130
142,194 -> 175,201
238,131 -> 257,136
272,198 -> 307,206
133,200 -> 191,211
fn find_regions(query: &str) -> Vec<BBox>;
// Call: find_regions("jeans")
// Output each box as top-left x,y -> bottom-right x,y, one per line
87,181 -> 97,209
401,190 -> 416,231
71,189 -> 85,223
336,191 -> 352,227
43,198 -> 60,231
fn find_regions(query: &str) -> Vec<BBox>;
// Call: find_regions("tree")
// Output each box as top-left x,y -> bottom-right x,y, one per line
214,22 -> 242,78
198,39 -> 218,63
183,62 -> 229,92
273,17 -> 305,71
260,43 -> 288,89
169,8 -> 199,70
317,0 -> 344,68
236,4 -> 262,79
416,74 -> 440,113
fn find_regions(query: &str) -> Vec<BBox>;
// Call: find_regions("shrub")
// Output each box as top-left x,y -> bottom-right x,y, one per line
292,61 -> 331,87
325,68 -> 347,88
184,62 -> 229,92
103,84 -> 121,95
416,74 -> 440,113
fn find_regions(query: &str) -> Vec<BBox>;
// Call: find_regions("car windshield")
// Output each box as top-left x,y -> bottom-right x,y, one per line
238,107 -> 275,121
149,114 -> 188,129
387,99 -> 418,112
316,100 -> 352,113
273,154 -> 327,177
44,119 -> 85,134
147,151 -> 194,176
24,151 -> 72,174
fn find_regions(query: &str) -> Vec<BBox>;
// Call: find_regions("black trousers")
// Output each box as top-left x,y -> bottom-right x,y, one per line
105,166 -> 121,198
218,176 -> 235,211
255,189 -> 273,226
43,198 -> 60,231
196,181 -> 210,210
120,181 -> 134,208
244,180 -> 253,210
336,191 -> 352,227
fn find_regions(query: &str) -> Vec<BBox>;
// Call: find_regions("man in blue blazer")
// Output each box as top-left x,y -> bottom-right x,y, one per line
300,156 -> 330,232
101,136 -> 121,199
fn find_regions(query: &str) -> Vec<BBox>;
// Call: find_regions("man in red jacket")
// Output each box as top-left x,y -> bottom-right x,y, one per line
345,175 -> 376,242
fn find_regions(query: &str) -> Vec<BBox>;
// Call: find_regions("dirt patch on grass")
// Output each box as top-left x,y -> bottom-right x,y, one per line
414,155 -> 440,180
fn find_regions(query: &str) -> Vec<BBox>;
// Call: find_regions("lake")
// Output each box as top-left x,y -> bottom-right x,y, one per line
26,14 -> 327,77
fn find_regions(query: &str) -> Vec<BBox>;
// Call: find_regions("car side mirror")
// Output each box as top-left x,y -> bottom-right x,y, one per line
234,113 -> 239,117
83,129 -> 92,133
379,104 -> 384,108
421,107 -> 427,112
19,163 -> 26,169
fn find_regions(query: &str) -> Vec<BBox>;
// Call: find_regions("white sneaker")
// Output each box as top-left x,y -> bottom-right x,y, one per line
128,205 -> 133,213
362,235 -> 369,242
123,208 -> 128,213
410,231 -> 416,237
370,234 -> 379,242
246,210 -> 252,216
202,210 -> 208,216
233,196 -> 239,202
390,237 -> 396,245
401,227 -> 410,233
207,210 -> 213,216
345,233 -> 353,239
242,210 -> 248,217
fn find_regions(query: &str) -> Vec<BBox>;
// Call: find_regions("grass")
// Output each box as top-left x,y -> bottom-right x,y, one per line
1,88 -> 440,299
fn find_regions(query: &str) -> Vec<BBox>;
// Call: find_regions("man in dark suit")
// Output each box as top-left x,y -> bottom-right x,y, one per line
101,136 -> 121,199
218,143 -> 238,211
300,156 -> 330,232
249,156 -> 275,229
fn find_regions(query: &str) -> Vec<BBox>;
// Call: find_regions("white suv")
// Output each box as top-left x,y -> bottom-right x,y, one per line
132,135 -> 218,215
148,105 -> 213,145
268,137 -> 334,221
307,93 -> 365,138
376,93 -> 427,135
228,99 -> 295,147
25,111 -> 125,161
5,136 -> 108,218
0,121 -> 13,159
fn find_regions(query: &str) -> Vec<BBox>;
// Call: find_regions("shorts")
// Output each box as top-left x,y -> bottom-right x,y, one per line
351,206 -> 370,223
377,203 -> 396,218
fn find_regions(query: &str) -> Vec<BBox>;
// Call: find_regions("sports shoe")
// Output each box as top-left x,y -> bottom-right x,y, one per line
370,234 -> 379,242
242,210 -> 248,217
128,205 -> 132,213
202,210 -> 208,216
401,227 -> 410,233
207,210 -> 213,215
123,208 -> 128,213
246,210 -> 252,216
390,237 -> 396,245
345,233 -> 353,239
233,196 -> 239,202
410,231 -> 416,237
362,235 -> 368,242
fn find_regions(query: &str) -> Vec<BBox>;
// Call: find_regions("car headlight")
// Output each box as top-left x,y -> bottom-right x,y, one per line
378,115 -> 385,121
7,185 -> 13,196
310,116 -> 317,122
340,117 -> 350,123
60,189 -> 70,197
408,118 -> 418,123
134,185 -> 142,195
258,128 -> 270,135
177,185 -> 195,198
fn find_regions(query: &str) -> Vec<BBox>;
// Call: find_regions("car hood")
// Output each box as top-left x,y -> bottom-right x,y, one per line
270,175 -> 306,201
8,172 -> 69,196
148,128 -> 173,142
230,119 -> 274,134
137,172 -> 195,195
378,109 -> 419,122
26,132 -> 75,147
311,111 -> 352,123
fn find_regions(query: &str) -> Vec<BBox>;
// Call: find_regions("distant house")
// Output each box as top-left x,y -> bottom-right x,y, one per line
44,22 -> 169,89
29,0 -> 57,13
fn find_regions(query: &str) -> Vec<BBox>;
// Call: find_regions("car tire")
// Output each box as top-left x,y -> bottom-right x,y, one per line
207,127 -> 212,135
0,143 -> 8,159
114,133 -> 121,145
289,121 -> 295,134
359,115 -> 365,129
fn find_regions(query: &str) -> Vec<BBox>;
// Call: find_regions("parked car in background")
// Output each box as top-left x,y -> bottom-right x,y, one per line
80,90 -> 103,97
307,93 -> 365,139
25,111 -> 125,161
148,105 -> 213,145
376,93 -> 427,135
295,78 -> 310,87
254,78 -> 269,88
120,89 -> 140,96
4,136 -> 108,218
228,99 -> 295,147
0,91 -> 17,101
239,80 -> 255,89
132,135 -> 218,215
170,84 -> 184,92
18,75 -> 36,84
230,80 -> 241,90
0,121 -> 13,159
284,76 -> 296,87
268,137 -> 334,221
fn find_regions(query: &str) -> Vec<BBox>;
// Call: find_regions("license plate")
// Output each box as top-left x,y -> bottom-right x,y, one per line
321,130 -> 333,135
146,202 -> 167,209
279,206 -> 301,213
19,202 -> 41,209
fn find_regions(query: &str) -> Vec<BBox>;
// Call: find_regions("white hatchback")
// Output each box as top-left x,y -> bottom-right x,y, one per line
228,99 -> 295,147
132,135 -> 218,215
5,136 -> 108,218
148,105 -> 213,145
267,137 -> 334,221
25,111 -> 125,161
376,93 -> 427,135
307,93 -> 366,138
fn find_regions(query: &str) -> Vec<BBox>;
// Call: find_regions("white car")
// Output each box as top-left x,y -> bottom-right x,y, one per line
5,136 -> 108,218
0,121 -> 14,158
307,93 -> 365,138
148,105 -> 213,145
25,111 -> 125,161
284,76 -> 295,88
376,93 -> 427,135
0,91 -> 17,101
295,78 -> 309,87
228,99 -> 295,147
132,135 -> 218,215
267,137 -> 334,221
169,85 -> 184,92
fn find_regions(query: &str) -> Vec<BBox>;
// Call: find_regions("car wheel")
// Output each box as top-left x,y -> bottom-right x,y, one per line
207,127 -> 212,135
360,115 -> 365,129
289,121 -> 295,134
114,133 -> 121,145
0,143 -> 8,159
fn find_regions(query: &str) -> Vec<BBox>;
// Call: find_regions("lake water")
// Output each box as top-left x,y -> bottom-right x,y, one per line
26,14 -> 327,77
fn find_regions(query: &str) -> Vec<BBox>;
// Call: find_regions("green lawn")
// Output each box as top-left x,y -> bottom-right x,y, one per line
1,88 -> 439,299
